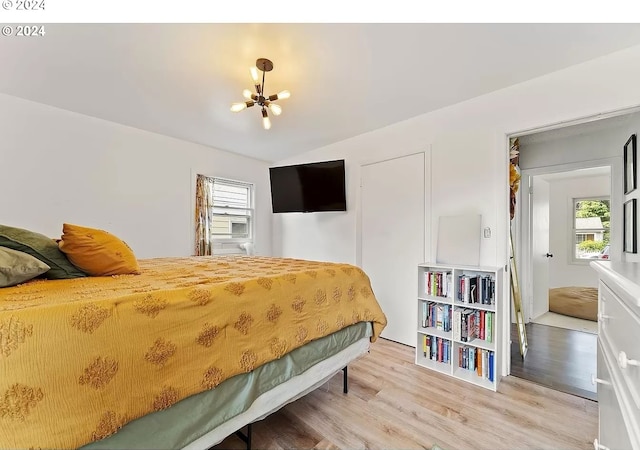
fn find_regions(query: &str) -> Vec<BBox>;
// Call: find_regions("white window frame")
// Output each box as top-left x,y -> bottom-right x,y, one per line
571,195 -> 609,264
210,177 -> 255,247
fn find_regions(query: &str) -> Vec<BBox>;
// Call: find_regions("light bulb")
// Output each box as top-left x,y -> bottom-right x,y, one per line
268,103 -> 282,116
250,67 -> 260,84
277,90 -> 291,100
262,108 -> 271,130
230,102 -> 247,112
242,89 -> 253,100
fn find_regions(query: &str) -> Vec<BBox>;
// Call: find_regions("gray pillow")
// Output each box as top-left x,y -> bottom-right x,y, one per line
0,224 -> 86,279
0,246 -> 51,287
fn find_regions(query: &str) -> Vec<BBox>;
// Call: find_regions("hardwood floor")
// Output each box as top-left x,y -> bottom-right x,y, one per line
510,323 -> 597,401
215,337 -> 597,449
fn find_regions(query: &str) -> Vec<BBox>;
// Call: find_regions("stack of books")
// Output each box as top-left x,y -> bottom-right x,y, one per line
422,302 -> 452,331
458,346 -> 494,381
452,309 -> 494,342
422,335 -> 450,363
425,271 -> 453,298
457,274 -> 495,305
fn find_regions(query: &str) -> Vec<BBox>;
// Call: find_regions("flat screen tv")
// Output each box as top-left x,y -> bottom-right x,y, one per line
269,159 -> 346,213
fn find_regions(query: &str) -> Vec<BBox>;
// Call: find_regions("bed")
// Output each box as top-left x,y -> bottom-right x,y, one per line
0,255 -> 387,449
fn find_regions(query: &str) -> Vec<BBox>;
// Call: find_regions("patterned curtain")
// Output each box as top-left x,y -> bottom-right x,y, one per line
195,174 -> 214,256
509,138 -> 521,220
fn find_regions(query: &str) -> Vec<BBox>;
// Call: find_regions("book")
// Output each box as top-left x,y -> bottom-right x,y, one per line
468,347 -> 475,371
452,309 -> 461,341
489,279 -> 496,305
464,276 -> 470,303
461,311 -> 468,342
481,276 -> 490,304
465,309 -> 477,342
436,304 -> 444,331
422,301 -> 428,328
459,275 -> 472,303
446,272 -> 453,298
469,276 -> 478,304
488,351 -> 494,381
426,272 -> 431,296
431,336 -> 437,360
483,350 -> 489,379
445,305 -> 449,331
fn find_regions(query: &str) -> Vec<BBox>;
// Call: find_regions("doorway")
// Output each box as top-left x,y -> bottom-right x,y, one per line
529,168 -> 610,332
513,166 -> 611,400
508,111 -> 634,400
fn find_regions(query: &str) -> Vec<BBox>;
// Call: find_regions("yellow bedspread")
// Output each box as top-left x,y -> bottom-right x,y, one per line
0,256 -> 386,449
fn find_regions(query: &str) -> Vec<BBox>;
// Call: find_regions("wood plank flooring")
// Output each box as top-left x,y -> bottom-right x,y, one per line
215,337 -> 597,449
510,323 -> 597,401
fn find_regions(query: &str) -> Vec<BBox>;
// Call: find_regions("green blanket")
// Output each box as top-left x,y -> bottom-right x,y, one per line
83,321 -> 372,449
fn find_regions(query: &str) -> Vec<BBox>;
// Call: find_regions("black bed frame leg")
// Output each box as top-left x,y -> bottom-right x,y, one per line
234,422 -> 252,450
342,366 -> 348,394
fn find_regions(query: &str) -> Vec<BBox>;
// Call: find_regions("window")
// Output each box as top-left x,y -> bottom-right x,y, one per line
194,175 -> 255,256
210,177 -> 254,243
573,197 -> 610,261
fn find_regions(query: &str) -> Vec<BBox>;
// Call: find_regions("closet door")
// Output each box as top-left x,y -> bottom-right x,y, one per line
361,152 -> 425,346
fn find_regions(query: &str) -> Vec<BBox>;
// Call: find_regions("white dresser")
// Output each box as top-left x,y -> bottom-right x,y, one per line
591,261 -> 640,450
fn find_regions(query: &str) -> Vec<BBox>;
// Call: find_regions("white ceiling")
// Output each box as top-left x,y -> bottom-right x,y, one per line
3,24 -> 640,162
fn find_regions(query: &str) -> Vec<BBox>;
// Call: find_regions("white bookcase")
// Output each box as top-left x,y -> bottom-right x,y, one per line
416,262 -> 503,391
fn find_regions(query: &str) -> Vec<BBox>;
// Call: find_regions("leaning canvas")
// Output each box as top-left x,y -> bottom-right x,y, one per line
436,214 -> 482,266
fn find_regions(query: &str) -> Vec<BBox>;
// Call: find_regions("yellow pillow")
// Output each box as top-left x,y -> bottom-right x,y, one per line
58,223 -> 140,276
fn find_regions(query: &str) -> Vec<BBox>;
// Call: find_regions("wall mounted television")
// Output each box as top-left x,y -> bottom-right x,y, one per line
269,159 -> 346,213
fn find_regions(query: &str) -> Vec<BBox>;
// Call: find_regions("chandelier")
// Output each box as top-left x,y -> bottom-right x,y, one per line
230,58 -> 290,130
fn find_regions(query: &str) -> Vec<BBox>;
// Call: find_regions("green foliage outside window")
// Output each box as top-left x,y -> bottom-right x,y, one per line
575,200 -> 610,244
577,240 -> 607,252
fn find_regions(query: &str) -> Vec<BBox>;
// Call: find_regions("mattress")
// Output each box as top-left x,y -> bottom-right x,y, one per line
83,321 -> 372,449
0,256 -> 387,448
548,286 -> 598,322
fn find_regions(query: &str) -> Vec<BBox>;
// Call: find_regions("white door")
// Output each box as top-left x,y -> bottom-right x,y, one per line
531,176 -> 551,321
361,153 -> 425,346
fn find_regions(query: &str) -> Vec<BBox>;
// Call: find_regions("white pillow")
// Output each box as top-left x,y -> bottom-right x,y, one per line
0,246 -> 50,287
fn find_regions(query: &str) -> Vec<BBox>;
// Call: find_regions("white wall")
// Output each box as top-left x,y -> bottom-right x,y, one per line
0,93 -> 272,258
547,175 -> 610,288
273,43 -> 640,375
274,44 -> 640,269
273,162 -> 355,263
519,125 -> 627,170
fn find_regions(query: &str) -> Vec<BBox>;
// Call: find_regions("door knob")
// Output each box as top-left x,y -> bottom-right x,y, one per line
545,253 -> 553,258
618,351 -> 640,369
591,374 -> 610,386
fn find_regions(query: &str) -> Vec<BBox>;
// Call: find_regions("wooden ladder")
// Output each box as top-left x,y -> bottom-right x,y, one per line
510,227 -> 528,358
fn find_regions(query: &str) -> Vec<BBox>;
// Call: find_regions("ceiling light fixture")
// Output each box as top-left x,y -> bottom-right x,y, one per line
230,58 -> 290,130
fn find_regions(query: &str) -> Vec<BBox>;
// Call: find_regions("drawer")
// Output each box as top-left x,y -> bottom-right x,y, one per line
600,281 -> 640,414
597,342 -> 635,450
